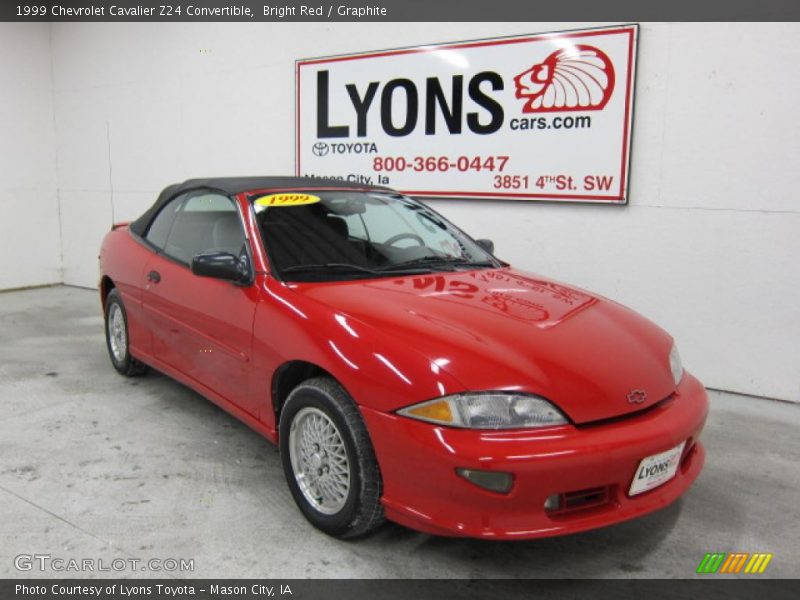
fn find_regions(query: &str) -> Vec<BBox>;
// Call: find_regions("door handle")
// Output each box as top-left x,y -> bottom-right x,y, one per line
147,270 -> 161,283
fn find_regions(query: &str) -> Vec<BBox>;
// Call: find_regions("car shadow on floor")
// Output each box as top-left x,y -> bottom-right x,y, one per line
363,501 -> 684,577
131,369 -> 736,578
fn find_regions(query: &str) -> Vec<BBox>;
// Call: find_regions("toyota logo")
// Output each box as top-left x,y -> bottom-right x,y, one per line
627,389 -> 648,404
312,142 -> 329,157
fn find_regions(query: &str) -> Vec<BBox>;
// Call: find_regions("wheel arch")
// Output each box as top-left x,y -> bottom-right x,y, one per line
271,360 -> 340,427
100,275 -> 115,309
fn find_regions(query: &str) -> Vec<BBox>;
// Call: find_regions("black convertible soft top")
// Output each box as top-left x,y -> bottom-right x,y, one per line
128,176 -> 393,237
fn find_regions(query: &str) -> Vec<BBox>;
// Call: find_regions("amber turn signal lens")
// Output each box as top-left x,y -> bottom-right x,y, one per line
405,399 -> 454,423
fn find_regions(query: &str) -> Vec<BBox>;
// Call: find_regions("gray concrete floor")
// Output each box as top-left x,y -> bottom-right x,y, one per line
0,285 -> 798,579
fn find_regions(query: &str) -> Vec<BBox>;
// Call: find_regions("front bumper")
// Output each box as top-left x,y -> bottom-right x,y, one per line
361,373 -> 708,539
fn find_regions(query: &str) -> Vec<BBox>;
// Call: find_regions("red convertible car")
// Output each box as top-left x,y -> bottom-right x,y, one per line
99,177 -> 707,539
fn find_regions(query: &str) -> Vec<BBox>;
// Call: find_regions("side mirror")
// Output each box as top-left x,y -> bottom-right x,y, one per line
192,251 -> 249,283
476,239 -> 495,254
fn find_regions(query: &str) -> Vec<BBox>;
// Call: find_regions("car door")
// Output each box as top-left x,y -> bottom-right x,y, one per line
141,190 -> 262,417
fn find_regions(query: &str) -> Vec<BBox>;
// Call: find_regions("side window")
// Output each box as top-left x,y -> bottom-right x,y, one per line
359,202 -> 418,245
182,193 -> 237,212
341,213 -> 367,240
413,211 -> 465,257
144,195 -> 182,250
161,192 -> 247,265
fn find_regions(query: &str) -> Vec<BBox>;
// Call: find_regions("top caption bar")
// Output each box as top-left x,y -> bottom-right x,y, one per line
2,0 -> 800,21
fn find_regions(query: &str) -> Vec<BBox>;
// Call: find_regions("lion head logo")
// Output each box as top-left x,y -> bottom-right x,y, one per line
514,45 -> 615,113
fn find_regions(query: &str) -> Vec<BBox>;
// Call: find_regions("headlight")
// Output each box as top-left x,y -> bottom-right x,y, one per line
397,392 -> 568,429
669,343 -> 684,385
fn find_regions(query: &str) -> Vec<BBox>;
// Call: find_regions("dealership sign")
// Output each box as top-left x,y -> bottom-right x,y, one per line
296,25 -> 638,203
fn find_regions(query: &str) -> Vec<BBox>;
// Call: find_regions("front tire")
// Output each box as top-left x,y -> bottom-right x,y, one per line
279,377 -> 384,538
104,289 -> 148,376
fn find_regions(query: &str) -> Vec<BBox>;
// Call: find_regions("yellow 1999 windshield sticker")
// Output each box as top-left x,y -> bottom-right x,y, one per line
254,193 -> 320,207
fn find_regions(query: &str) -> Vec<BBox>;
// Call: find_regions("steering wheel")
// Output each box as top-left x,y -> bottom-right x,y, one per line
384,232 -> 425,247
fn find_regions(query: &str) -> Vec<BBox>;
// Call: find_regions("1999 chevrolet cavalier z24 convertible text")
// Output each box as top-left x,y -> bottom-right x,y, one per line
99,177 -> 707,539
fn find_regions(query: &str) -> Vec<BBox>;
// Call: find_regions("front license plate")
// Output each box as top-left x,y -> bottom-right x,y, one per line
629,441 -> 686,496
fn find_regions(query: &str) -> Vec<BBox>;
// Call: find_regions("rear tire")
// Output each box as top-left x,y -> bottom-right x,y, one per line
279,377 -> 384,538
104,289 -> 148,377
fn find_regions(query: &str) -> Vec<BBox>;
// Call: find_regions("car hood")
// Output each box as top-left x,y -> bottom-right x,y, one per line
291,267 -> 676,424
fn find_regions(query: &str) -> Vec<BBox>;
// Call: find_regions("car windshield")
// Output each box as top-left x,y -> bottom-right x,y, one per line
249,190 -> 500,281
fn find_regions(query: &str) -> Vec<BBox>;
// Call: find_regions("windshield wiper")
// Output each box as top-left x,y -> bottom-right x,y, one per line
282,263 -> 380,275
379,256 -> 497,272
281,263 -> 431,277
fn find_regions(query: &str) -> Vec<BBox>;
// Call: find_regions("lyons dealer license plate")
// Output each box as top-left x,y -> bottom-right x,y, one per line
629,441 -> 686,496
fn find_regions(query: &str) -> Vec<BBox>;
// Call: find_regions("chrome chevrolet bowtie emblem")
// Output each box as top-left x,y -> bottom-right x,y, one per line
627,389 -> 648,404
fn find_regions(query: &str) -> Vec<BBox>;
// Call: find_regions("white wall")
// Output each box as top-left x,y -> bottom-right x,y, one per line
41,22 -> 800,402
0,23 -> 60,289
